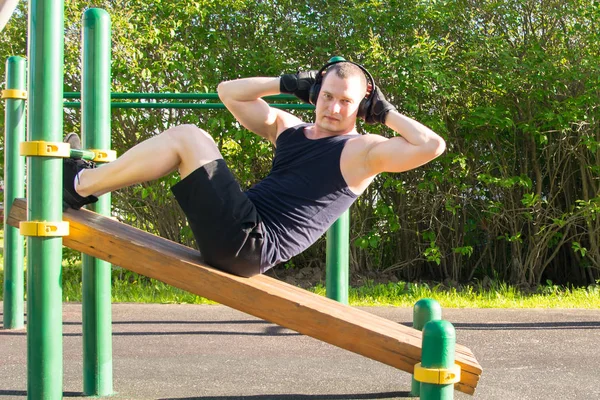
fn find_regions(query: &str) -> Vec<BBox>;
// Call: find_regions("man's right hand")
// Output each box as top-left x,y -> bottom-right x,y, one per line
279,70 -> 318,104
363,85 -> 398,125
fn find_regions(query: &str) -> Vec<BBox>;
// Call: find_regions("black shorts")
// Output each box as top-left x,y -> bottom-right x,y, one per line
171,159 -> 264,277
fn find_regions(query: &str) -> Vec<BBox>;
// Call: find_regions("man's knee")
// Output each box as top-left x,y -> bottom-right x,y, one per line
185,124 -> 216,144
165,125 -> 220,158
167,124 -> 216,146
166,124 -> 222,177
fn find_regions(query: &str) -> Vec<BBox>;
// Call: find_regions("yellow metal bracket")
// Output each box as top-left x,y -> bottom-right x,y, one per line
413,363 -> 461,385
20,141 -> 71,158
1,89 -> 27,100
19,221 -> 69,237
90,149 -> 117,163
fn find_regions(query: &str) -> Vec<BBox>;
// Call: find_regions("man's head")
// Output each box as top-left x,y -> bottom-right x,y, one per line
311,62 -> 372,135
321,62 -> 369,96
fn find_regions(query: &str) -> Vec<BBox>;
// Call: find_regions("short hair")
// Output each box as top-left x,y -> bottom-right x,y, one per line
322,62 -> 368,94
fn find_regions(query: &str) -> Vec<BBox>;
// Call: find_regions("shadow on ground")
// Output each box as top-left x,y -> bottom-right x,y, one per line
0,391 -> 412,399
0,391 -> 82,398
159,392 -> 412,400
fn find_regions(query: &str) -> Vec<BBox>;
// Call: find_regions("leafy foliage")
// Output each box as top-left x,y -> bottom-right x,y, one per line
1,0 -> 598,286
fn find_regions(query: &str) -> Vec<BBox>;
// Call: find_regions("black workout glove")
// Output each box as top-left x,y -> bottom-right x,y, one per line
363,86 -> 398,125
279,70 -> 318,104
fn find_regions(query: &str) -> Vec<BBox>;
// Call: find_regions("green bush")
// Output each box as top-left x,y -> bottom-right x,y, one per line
1,0 -> 598,286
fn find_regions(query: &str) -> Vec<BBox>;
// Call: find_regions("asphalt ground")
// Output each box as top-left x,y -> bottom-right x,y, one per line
1,303 -> 599,400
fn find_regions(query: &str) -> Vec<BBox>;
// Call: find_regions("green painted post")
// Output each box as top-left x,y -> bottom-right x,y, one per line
411,298 -> 442,396
81,8 -> 113,396
420,320 -> 457,400
2,56 -> 27,330
325,210 -> 350,304
325,56 -> 349,304
26,0 -> 65,398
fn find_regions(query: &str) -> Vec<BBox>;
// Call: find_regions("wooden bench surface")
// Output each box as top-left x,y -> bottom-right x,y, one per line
8,198 -> 481,394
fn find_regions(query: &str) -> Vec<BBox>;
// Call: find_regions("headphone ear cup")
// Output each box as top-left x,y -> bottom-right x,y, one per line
309,83 -> 320,105
357,97 -> 371,119
358,81 -> 374,119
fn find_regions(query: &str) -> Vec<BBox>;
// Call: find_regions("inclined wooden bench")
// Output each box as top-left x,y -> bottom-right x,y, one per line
8,198 -> 482,394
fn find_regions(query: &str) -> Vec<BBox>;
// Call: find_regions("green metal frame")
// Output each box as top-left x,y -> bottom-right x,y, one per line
63,92 -> 314,109
26,0 -> 65,398
326,211 -> 350,304
70,148 -> 101,161
81,8 -> 113,396
419,320 -> 458,399
64,92 -> 298,100
411,298 -> 443,396
2,56 -> 27,330
63,101 -> 314,110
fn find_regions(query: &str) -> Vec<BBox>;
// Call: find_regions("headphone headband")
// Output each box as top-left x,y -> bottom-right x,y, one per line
315,60 -> 375,93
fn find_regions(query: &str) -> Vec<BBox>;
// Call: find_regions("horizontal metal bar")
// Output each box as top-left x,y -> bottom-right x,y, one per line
70,149 -> 97,160
64,92 -> 299,101
63,102 -> 314,110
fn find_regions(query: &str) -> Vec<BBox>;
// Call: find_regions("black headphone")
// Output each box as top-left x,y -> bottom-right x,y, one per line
308,60 -> 375,119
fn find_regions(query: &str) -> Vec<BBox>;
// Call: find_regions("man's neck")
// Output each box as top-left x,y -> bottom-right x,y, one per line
308,124 -> 357,139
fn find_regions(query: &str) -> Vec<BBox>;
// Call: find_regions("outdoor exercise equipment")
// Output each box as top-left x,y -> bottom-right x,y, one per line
2,56 -> 26,330
80,9 -> 114,395
412,298 -> 443,396
8,198 -> 482,396
416,320 -> 461,399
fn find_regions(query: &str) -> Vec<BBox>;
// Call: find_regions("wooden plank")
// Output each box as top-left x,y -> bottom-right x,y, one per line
8,198 -> 481,394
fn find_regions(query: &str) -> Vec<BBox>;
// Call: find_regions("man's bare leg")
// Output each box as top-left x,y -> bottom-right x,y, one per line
75,124 -> 222,198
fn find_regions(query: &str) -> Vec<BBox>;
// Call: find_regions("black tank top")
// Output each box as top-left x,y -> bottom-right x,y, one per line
245,124 -> 358,270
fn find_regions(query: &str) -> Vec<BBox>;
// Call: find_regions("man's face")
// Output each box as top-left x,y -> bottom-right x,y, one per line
314,73 -> 367,134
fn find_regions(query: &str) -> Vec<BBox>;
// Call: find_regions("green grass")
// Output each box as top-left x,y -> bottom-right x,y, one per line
2,263 -> 599,308
337,280 -> 600,308
61,264 -> 216,304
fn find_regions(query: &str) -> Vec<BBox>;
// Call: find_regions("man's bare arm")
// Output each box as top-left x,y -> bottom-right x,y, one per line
217,77 -> 302,144
365,110 -> 446,174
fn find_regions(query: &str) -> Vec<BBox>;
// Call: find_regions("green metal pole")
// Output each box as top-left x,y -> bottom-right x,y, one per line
63,102 -> 314,110
2,56 -> 27,330
325,210 -> 349,304
420,320 -> 457,400
81,8 -> 113,396
325,56 -> 350,304
64,92 -> 299,101
411,298 -> 442,397
26,0 -> 65,398
70,148 -> 98,160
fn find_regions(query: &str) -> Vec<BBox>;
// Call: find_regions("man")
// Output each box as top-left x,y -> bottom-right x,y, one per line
64,60 -> 445,277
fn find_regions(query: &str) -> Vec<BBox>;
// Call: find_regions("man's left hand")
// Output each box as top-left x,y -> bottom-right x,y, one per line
363,86 -> 398,125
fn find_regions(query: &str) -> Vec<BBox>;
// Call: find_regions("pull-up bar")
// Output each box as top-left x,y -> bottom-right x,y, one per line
63,92 -> 315,110
64,92 -> 298,100
63,102 -> 313,109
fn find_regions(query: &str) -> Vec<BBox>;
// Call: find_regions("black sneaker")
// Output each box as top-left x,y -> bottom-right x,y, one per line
63,157 -> 98,210
64,132 -> 82,151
